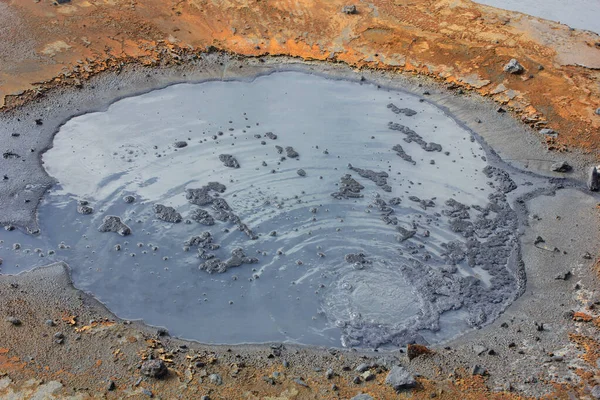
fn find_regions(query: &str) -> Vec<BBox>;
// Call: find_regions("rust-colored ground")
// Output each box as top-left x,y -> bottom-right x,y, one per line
1,0 -> 599,152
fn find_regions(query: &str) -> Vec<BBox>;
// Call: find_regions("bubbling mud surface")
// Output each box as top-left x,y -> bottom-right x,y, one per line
0,72 -> 529,347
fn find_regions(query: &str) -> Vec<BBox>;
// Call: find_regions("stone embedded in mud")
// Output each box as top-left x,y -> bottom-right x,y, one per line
153,204 -> 182,223
341,4 -> 357,14
588,166 -> 600,191
387,103 -> 417,117
297,169 -> 306,177
265,132 -> 277,140
285,146 -> 299,158
141,359 -> 168,378
503,59 -> 524,74
596,108 -> 600,116
219,154 -> 240,168
77,205 -> 93,215
173,141 -> 188,148
123,195 -> 135,204
385,366 -> 416,391
6,316 -> 21,326
98,216 -> 131,236
76,200 -> 93,215
550,161 -> 571,172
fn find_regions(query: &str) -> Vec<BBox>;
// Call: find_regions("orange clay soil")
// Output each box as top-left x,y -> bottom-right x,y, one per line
0,0 -> 599,153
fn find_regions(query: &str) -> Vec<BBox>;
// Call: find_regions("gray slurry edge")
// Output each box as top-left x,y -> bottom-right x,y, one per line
1,54 -> 599,396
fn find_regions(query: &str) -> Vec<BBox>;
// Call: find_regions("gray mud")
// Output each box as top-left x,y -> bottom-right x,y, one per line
0,59 -> 596,352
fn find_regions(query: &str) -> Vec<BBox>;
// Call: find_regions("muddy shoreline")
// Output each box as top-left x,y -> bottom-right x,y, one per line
1,55 -> 600,398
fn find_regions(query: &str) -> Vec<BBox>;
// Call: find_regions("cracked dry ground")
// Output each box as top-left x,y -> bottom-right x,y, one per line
1,0 -> 600,399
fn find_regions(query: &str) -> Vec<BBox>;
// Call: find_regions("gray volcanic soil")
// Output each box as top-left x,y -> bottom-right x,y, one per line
0,56 -> 597,376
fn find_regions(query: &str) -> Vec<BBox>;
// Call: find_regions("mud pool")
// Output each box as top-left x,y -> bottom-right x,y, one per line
0,72 -> 534,347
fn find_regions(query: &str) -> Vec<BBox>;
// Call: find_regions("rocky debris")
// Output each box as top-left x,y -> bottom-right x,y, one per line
153,204 -> 182,223
190,209 -> 215,225
551,161 -> 571,172
348,165 -> 391,192
341,4 -> 357,14
331,174 -> 364,199
275,145 -> 284,154
297,169 -> 306,177
388,123 -> 442,152
209,373 -> 223,385
355,363 -> 369,373
555,271 -> 572,280
482,165 -> 517,193
6,316 -> 21,326
199,248 -> 259,274
107,380 -> 116,391
540,128 -> 558,137
387,103 -> 417,117
504,59 -> 524,74
219,154 -> 240,168
473,345 -> 488,356
293,377 -> 309,387
385,366 -> 416,391
173,141 -> 188,148
588,166 -> 600,191
591,385 -> 600,399
392,144 -> 416,165
123,195 -> 135,204
265,132 -> 277,140
98,216 -> 131,236
141,359 -> 168,378
596,108 -> 600,116
285,146 -> 299,158
471,365 -> 488,376
76,200 -> 93,215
